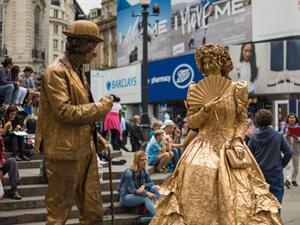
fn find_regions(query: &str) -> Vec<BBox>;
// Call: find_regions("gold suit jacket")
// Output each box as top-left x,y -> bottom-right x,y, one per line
35,56 -> 111,160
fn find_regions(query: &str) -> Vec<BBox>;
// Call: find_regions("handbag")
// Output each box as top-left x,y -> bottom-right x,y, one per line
214,111 -> 252,169
226,148 -> 252,169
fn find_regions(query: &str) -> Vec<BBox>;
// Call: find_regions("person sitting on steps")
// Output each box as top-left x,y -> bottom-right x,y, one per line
146,129 -> 174,173
3,105 -> 30,161
0,119 -> 22,200
117,151 -> 160,216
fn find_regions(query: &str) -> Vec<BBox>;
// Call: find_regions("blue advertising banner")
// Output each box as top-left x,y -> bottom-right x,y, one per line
117,0 -> 171,66
148,53 -> 204,102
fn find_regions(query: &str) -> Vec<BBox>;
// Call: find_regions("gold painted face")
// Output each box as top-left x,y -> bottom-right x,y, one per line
202,56 -> 221,76
83,47 -> 97,64
202,57 -> 211,74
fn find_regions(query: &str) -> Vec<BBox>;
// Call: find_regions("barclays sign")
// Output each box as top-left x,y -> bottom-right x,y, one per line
90,64 -> 141,104
148,54 -> 203,102
106,77 -> 137,91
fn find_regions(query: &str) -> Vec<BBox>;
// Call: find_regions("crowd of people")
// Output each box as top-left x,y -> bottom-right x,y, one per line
0,56 -> 39,201
1,92 -> 299,219
0,62 -> 299,221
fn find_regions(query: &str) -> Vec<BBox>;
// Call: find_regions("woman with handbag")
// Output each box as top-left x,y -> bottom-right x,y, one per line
150,44 -> 284,225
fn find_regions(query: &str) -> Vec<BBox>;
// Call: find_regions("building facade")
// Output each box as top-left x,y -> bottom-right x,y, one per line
86,0 -> 117,72
47,0 -> 75,65
0,0 -> 47,80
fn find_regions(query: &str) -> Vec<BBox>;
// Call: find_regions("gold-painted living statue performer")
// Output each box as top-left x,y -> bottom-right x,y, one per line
150,44 -> 284,225
35,20 -> 113,225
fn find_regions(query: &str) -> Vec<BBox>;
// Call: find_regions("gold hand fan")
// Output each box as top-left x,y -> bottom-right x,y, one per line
187,75 -> 232,111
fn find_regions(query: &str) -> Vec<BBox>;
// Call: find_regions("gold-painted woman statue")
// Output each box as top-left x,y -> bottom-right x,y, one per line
150,44 -> 283,225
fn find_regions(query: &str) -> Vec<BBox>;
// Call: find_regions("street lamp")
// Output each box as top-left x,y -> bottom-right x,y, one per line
133,0 -> 160,126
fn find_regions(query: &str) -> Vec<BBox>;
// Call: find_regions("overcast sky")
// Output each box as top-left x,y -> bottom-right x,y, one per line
77,0 -> 102,14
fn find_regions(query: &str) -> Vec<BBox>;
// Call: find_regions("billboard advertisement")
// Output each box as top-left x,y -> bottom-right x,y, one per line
148,53 -> 204,102
117,0 -> 172,66
171,0 -> 252,56
90,63 -> 142,104
117,0 -> 252,66
252,0 -> 300,42
229,39 -> 300,95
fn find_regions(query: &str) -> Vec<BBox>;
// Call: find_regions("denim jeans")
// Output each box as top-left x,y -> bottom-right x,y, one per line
172,148 -> 181,166
0,84 -> 14,104
120,185 -> 160,216
265,170 -> 284,205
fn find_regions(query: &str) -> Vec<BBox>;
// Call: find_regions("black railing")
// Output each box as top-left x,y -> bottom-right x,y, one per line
32,49 -> 45,61
51,0 -> 60,6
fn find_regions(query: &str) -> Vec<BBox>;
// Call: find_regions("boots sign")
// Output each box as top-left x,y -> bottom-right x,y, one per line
148,53 -> 203,102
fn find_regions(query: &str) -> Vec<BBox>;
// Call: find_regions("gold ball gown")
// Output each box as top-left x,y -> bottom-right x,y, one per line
150,76 -> 284,225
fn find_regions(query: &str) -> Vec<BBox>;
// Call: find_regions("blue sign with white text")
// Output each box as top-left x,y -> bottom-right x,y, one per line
148,53 -> 203,102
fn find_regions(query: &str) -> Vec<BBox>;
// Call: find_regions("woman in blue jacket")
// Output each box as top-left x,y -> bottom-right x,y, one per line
117,151 -> 160,216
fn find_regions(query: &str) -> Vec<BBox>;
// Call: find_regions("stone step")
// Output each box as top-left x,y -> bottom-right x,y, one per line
17,160 -> 41,169
0,205 -> 140,225
3,172 -> 166,197
16,159 -> 109,170
16,158 -> 128,170
0,195 -> 138,214
2,166 -> 155,186
15,214 -> 140,225
5,150 -> 123,163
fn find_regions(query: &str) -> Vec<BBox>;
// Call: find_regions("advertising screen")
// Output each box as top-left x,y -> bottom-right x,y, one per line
252,0 -> 300,41
117,0 -> 252,66
229,39 -> 300,95
171,0 -> 252,57
117,0 -> 172,66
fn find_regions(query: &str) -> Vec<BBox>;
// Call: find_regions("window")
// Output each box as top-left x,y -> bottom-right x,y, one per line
53,24 -> 59,34
34,6 -> 41,50
53,39 -> 58,49
62,12 -> 64,20
51,0 -> 60,6
54,9 -> 58,18
61,40 -> 64,51
53,54 -> 58,60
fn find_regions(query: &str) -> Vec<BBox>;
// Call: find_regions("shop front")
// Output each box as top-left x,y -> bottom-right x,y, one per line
148,53 -> 204,120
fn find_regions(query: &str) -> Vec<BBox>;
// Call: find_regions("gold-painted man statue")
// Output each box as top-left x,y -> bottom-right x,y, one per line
35,20 -> 113,225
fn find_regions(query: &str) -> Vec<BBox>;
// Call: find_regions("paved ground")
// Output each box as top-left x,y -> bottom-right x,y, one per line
281,175 -> 300,225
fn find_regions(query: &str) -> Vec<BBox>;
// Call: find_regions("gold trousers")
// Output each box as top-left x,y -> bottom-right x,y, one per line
45,152 -> 103,225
